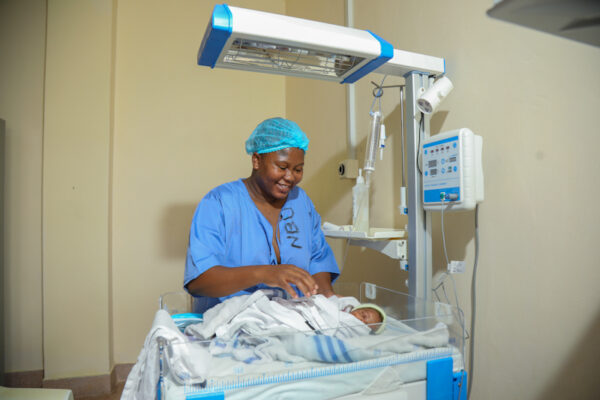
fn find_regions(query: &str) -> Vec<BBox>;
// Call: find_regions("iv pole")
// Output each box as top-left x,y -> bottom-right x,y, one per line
367,72 -> 435,302
404,73 -> 433,300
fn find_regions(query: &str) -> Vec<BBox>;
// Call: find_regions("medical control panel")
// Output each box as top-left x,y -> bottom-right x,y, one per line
422,128 -> 483,211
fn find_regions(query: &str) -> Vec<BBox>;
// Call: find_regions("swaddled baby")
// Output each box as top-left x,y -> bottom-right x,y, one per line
183,291 -> 395,364
186,290 -> 386,340
272,294 -> 386,335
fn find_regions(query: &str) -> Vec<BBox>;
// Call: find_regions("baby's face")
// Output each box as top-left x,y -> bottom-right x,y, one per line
350,308 -> 382,329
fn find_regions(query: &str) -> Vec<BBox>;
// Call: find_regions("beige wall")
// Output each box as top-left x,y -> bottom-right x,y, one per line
2,0 -> 286,379
111,0 -> 286,364
0,0 -> 46,373
43,0 -> 115,379
3,0 -> 600,398
287,0 -> 600,399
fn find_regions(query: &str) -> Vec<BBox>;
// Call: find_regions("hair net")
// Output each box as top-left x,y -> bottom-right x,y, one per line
353,303 -> 387,334
245,117 -> 309,154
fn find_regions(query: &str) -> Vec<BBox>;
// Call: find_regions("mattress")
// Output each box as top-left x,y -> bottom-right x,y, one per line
162,346 -> 463,400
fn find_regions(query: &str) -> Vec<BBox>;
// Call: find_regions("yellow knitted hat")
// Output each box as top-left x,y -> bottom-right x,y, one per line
353,303 -> 387,334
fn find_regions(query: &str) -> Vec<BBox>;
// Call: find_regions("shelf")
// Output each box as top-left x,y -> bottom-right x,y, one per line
322,223 -> 407,260
322,224 -> 405,240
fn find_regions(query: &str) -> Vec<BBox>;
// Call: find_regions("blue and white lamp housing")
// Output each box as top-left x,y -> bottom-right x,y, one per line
198,4 -> 445,83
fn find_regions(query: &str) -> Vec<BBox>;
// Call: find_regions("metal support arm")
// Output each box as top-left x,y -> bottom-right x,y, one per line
404,73 -> 433,300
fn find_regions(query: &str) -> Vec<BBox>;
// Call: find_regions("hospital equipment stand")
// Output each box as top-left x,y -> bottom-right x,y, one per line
0,119 -> 5,385
405,74 -> 433,303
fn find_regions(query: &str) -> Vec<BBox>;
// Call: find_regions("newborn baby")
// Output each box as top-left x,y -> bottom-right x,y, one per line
272,294 -> 387,336
348,303 -> 386,334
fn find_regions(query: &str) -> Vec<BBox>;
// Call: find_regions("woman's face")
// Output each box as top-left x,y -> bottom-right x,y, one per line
253,147 -> 304,201
350,308 -> 382,328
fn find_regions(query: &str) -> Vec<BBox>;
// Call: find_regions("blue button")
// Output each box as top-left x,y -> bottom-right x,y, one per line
453,166 -> 457,172
453,142 -> 457,148
425,171 -> 428,176
424,149 -> 428,155
441,159 -> 445,165
441,168 -> 446,174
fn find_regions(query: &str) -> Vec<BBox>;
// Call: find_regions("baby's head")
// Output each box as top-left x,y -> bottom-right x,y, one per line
350,303 -> 386,334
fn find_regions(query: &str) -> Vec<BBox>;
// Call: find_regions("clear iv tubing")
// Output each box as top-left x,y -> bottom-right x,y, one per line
467,204 -> 480,400
439,198 -> 479,400
399,86 -> 408,215
365,75 -> 386,187
400,87 -> 406,188
364,111 -> 382,186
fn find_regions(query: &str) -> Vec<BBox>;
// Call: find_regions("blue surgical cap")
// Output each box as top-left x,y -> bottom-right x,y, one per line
245,117 -> 309,154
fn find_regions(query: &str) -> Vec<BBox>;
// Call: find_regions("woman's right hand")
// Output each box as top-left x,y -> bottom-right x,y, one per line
258,264 -> 318,299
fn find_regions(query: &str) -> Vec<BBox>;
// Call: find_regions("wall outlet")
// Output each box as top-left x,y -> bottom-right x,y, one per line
448,260 -> 466,273
338,159 -> 359,179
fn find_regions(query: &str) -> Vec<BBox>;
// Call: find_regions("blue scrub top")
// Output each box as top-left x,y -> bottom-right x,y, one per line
184,179 -> 339,311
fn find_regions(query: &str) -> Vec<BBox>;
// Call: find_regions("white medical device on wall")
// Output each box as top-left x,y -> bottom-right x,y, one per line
422,128 -> 484,211
197,4 -> 445,83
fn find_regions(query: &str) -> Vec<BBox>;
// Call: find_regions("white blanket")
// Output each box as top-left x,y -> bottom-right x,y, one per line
185,291 -> 370,340
279,322 -> 449,363
121,309 -> 211,400
184,291 -> 449,365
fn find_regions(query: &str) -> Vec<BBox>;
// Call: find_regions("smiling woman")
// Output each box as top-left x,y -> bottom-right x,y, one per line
184,118 -> 340,313
246,148 -> 305,205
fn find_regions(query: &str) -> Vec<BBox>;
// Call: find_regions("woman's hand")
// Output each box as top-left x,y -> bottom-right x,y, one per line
312,272 -> 335,297
258,264 -> 318,299
186,264 -> 320,299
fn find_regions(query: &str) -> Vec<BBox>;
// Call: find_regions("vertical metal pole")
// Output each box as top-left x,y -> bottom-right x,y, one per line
404,73 -> 432,301
0,119 -> 4,385
345,0 -> 357,159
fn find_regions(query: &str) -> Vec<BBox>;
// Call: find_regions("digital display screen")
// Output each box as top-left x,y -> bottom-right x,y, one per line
449,156 -> 456,162
430,168 -> 437,176
428,160 -> 437,168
